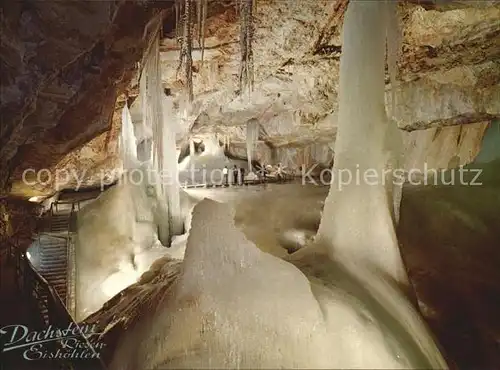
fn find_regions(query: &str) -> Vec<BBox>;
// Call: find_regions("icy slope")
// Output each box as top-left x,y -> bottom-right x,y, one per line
107,199 -> 445,369
74,167 -> 193,321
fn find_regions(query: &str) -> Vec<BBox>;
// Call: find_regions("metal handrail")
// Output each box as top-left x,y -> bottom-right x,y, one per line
23,254 -> 106,369
20,206 -> 107,370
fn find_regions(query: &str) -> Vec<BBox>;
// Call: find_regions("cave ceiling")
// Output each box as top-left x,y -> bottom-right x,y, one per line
155,0 -> 500,146
1,0 -> 499,196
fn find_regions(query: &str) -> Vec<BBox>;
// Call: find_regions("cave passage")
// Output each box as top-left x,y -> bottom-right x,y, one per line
1,0 -> 499,369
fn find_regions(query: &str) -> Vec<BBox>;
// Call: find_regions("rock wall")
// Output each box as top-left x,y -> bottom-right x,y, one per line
402,121 -> 489,171
0,199 -> 39,254
0,1 -> 170,193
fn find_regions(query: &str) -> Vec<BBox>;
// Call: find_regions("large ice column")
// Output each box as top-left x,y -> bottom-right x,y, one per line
316,1 -> 409,286
141,34 -> 184,243
245,118 -> 259,172
160,94 -> 184,236
120,105 -> 138,170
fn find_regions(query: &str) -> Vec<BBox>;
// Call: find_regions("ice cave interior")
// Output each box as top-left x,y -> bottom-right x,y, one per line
1,0 -> 500,369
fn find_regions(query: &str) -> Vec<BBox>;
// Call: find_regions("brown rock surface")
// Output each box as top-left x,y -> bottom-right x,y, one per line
2,0 -> 499,195
0,1 -> 169,192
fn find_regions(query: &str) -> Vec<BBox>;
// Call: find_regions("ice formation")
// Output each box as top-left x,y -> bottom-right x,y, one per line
120,104 -> 139,170
74,166 -> 195,321
316,0 -> 408,285
142,34 -> 183,241
245,118 -> 259,174
102,2 -> 448,368
76,91 -> 190,319
109,198 -> 447,369
160,94 -> 184,235
178,135 -> 248,185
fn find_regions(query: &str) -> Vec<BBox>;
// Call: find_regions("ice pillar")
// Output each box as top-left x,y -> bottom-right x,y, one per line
246,118 -> 259,172
316,1 -> 409,286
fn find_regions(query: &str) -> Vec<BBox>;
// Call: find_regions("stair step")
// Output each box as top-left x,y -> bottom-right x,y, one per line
45,278 -> 67,284
40,251 -> 66,255
40,259 -> 66,263
40,264 -> 66,269
41,274 -> 66,278
40,260 -> 66,265
40,269 -> 67,274
40,254 -> 66,259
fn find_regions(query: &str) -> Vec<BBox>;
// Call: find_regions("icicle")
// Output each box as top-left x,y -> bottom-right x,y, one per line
161,94 -> 184,236
139,71 -> 151,163
246,118 -> 259,172
189,137 -> 195,157
316,1 -> 409,286
142,32 -> 184,245
189,137 -> 195,172
120,104 -> 138,170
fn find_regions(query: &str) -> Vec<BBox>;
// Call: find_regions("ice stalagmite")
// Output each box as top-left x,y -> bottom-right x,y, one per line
120,104 -> 138,170
245,118 -> 259,174
316,1 -> 409,286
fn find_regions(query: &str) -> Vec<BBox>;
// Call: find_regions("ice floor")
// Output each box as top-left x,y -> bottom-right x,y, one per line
77,172 -> 500,369
185,182 -> 327,258
184,179 -> 500,369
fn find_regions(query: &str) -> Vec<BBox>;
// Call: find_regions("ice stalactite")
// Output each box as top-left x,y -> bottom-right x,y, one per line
203,134 -> 224,156
245,118 -> 259,174
120,104 -> 138,170
139,65 -> 152,163
316,1 -> 409,286
142,33 -> 183,244
161,94 -> 184,236
189,138 -> 195,156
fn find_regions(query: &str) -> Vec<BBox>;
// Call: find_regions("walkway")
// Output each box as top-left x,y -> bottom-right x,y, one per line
1,189 -> 102,369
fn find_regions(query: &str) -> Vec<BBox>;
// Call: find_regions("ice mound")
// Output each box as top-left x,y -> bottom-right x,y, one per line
108,199 -> 446,369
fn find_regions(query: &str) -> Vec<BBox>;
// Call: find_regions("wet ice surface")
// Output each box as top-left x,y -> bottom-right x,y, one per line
185,182 -> 327,258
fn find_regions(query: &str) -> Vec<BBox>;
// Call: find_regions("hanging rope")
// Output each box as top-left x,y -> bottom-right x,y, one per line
200,0 -> 208,65
239,0 -> 255,97
176,0 -> 194,103
176,0 -> 208,103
